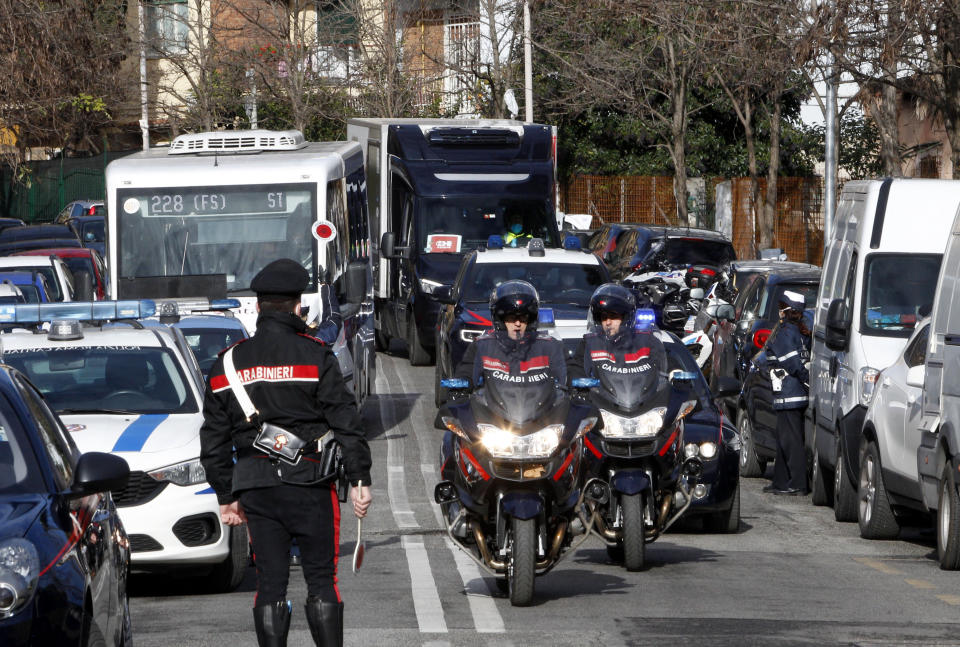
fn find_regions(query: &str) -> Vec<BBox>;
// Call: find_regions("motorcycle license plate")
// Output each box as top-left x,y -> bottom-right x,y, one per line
684,315 -> 697,333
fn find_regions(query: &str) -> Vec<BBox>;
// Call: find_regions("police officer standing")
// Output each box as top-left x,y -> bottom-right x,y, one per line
200,259 -> 372,647
757,290 -> 811,495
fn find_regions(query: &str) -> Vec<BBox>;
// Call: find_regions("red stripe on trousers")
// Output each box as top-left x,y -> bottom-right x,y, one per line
329,484 -> 342,603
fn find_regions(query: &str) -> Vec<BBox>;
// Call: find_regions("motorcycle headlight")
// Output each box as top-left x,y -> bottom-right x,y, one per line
599,407 -> 666,439
148,458 -> 208,486
419,278 -> 444,295
0,538 -> 39,618
478,423 -> 563,459
699,441 -> 718,459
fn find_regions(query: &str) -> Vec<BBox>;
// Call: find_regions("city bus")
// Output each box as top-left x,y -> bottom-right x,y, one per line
104,130 -> 375,405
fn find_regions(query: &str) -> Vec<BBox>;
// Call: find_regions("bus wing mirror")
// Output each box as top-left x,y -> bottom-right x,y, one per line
380,231 -> 396,259
343,260 -> 367,304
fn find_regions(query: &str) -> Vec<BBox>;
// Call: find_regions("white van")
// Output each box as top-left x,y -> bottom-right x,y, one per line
915,203 -> 960,569
810,178 -> 960,523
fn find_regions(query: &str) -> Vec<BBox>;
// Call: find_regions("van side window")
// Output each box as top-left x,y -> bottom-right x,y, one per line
326,179 -> 348,284
345,167 -> 370,262
904,324 -> 930,367
841,251 -> 858,308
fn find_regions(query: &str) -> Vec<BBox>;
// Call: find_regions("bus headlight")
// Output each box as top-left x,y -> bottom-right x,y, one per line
478,424 -> 562,459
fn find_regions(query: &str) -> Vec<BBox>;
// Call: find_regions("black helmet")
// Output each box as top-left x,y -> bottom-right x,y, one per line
590,283 -> 637,331
489,280 -> 540,331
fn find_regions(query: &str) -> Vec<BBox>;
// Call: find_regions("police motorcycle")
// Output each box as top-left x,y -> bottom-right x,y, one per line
433,286 -> 598,607
623,271 -> 703,338
571,286 -> 706,571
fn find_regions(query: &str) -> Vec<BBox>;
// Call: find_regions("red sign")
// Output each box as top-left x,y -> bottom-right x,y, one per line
426,234 -> 462,253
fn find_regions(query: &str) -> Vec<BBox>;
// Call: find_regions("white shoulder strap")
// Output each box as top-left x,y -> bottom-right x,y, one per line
223,347 -> 258,421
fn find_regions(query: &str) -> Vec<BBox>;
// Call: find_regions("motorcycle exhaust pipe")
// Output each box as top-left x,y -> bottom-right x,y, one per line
471,522 -> 506,571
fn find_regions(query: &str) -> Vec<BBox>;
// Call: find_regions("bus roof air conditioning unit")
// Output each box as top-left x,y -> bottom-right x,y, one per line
168,130 -> 308,154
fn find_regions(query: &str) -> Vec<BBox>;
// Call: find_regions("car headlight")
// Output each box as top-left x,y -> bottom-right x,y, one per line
599,408 -> 666,439
0,538 -> 39,618
860,367 -> 880,406
419,278 -> 444,295
148,458 -> 207,486
478,423 -> 563,459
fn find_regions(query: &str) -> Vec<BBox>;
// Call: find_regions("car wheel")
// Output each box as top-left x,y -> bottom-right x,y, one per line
407,317 -> 434,366
704,483 -> 740,534
119,596 -> 133,647
737,410 -> 765,477
857,441 -> 900,539
209,524 -> 249,592
82,609 -> 108,647
810,435 -> 832,507
834,441 -> 858,522
937,463 -> 960,570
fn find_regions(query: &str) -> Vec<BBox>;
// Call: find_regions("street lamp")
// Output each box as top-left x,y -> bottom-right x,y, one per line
523,0 -> 532,122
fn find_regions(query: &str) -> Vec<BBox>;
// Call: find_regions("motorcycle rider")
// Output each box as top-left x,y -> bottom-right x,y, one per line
569,283 -> 667,382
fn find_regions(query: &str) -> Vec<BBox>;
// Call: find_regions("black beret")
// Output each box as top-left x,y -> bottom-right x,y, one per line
251,258 -> 309,297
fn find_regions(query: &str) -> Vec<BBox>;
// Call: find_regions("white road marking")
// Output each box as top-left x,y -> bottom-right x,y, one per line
402,535 -> 449,633
378,374 -> 417,529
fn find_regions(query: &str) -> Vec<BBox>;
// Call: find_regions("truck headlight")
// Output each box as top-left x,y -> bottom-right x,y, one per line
478,423 -> 563,459
599,408 -> 666,439
419,278 -> 444,295
859,367 -> 880,406
0,538 -> 39,618
148,458 -> 208,486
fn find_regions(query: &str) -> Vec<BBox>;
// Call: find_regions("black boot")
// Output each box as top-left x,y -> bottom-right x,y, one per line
304,596 -> 343,647
253,601 -> 291,647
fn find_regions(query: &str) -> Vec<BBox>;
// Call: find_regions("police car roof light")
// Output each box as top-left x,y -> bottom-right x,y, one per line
209,299 -> 242,311
155,298 -> 241,317
563,235 -> 582,251
48,319 -> 84,341
0,300 -> 157,324
487,235 -> 504,250
528,238 -> 545,257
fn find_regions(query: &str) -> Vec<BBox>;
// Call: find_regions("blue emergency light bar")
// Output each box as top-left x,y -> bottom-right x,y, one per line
538,307 -> 555,326
487,235 -> 505,250
155,298 -> 241,317
0,300 -> 157,324
634,308 -> 656,330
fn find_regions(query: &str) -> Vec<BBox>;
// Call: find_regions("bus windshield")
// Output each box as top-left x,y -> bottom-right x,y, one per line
416,196 -> 556,253
115,183 -> 317,293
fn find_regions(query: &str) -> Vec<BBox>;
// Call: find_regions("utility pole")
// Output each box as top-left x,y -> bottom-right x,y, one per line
824,64 -> 837,240
138,0 -> 150,150
523,0 -> 533,122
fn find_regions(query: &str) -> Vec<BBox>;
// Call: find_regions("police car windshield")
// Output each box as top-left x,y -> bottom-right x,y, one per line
2,347 -> 199,415
862,253 -> 940,337
0,408 -> 45,494
179,327 -> 247,377
417,196 -> 556,253
463,263 -> 605,305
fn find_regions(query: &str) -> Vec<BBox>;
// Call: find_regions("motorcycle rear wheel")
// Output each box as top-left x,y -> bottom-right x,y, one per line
508,517 -> 536,606
622,493 -> 646,572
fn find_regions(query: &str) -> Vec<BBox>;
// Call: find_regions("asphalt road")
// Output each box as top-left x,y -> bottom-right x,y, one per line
129,350 -> 960,647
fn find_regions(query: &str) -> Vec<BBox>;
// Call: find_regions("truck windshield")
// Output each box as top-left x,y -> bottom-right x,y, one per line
115,183 -> 317,293
862,253 -> 941,337
416,196 -> 556,253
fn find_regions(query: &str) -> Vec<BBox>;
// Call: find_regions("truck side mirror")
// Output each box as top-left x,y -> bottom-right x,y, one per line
825,298 -> 850,351
343,260 -> 367,304
381,231 -> 396,259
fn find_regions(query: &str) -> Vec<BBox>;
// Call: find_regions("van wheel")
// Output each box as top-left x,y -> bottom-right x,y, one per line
857,441 -> 900,539
737,410 -> 766,477
937,464 -> 960,570
810,438 -> 831,507
834,442 -> 857,522
407,318 -> 434,366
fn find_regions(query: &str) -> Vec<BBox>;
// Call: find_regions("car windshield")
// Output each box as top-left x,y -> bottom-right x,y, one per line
760,282 -> 818,318
416,196 -> 556,253
14,284 -> 41,303
862,253 -> 941,337
0,404 -> 45,494
178,327 -> 247,377
2,347 -> 198,414
81,220 -> 105,243
658,238 -> 736,267
462,262 -> 606,304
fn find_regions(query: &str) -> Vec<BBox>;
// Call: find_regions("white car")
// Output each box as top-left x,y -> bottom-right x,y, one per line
0,301 -> 246,590
860,318 -> 931,539
0,255 -> 77,302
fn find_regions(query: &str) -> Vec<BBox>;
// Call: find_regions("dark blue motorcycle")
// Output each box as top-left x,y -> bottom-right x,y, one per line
434,376 -> 597,606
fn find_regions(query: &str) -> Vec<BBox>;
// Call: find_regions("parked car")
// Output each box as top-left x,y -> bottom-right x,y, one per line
433,239 -> 609,406
615,226 -> 737,282
858,318 -> 930,540
12,247 -> 107,300
0,256 -> 77,302
0,224 -> 81,256
586,223 -> 642,260
0,217 -> 25,234
61,214 -> 106,258
0,363 -> 131,646
55,199 -> 104,223
0,270 -> 53,303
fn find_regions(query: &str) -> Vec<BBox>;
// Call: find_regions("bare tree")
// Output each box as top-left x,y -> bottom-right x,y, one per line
351,0 -> 422,118
0,0 -> 128,174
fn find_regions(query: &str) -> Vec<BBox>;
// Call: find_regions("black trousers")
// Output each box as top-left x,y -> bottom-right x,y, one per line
772,407 -> 807,491
239,483 -> 341,607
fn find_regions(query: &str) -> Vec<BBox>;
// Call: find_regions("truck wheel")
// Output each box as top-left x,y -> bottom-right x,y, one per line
704,483 -> 740,534
508,517 -> 536,606
622,493 -> 646,571
857,441 -> 900,539
834,442 -> 857,522
407,318 -> 434,366
737,410 -> 765,477
937,464 -> 960,570
810,434 -> 832,506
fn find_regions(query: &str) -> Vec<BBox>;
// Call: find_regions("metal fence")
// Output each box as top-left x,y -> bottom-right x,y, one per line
560,174 -> 825,265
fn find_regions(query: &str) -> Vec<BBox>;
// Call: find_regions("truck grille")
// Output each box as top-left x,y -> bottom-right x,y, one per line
113,471 -> 167,508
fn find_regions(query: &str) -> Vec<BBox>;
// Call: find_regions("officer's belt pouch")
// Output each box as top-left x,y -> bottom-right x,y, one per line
276,434 -> 345,488
253,422 -> 308,465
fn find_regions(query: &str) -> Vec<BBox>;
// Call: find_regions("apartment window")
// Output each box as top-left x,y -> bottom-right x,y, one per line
145,0 -> 189,58
444,14 -> 480,115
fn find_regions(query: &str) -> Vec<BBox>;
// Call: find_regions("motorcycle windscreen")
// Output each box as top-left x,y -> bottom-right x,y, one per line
594,340 -> 668,411
482,376 -> 558,427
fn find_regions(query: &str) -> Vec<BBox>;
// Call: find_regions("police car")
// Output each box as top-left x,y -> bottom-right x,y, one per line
0,301 -> 247,591
433,237 -> 609,406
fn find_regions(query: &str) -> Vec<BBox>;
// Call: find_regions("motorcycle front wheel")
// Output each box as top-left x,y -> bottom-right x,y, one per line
622,493 -> 646,571
508,516 -> 536,606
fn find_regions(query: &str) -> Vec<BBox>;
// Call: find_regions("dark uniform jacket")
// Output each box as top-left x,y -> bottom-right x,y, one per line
200,311 -> 372,504
309,283 -> 342,345
756,319 -> 810,410
455,329 -> 566,387
568,328 -> 665,382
